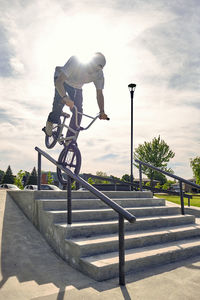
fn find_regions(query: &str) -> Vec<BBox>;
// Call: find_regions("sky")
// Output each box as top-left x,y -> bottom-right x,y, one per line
0,0 -> 199,180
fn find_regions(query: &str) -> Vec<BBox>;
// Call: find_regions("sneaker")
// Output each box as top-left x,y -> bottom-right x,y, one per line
45,121 -> 53,136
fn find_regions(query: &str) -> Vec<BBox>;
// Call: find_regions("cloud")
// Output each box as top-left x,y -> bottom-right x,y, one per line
96,153 -> 118,161
0,0 -> 199,180
0,26 -> 14,77
134,10 -> 200,90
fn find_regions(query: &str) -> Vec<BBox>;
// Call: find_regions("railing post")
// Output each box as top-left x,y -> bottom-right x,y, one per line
67,176 -> 72,224
139,162 -> 143,191
37,152 -> 41,190
119,214 -> 125,286
179,181 -> 185,215
188,196 -> 191,207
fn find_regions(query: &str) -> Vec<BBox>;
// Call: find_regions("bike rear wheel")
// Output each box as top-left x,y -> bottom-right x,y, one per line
45,123 -> 61,149
57,143 -> 81,185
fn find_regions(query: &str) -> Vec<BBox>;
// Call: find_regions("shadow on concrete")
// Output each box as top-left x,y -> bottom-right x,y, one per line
185,263 -> 200,270
0,193 -> 95,294
1,192 -> 200,299
123,255 -> 200,286
120,286 -> 132,300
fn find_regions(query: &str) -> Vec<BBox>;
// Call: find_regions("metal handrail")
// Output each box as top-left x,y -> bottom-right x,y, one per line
35,146 -> 136,285
135,159 -> 200,215
83,174 -> 194,206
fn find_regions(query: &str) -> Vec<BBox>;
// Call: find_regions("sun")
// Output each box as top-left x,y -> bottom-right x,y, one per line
76,52 -> 94,65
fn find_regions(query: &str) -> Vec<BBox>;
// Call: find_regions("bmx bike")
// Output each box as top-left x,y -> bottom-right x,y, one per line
43,106 -> 108,185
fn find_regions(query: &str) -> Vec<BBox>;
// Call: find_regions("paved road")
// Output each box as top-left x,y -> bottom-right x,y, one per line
1,190 -> 200,300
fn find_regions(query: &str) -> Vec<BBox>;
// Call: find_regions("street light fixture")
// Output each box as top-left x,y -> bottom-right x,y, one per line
128,83 -> 136,190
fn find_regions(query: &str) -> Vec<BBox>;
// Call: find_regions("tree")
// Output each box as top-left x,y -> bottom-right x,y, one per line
26,167 -> 37,185
22,171 -> 30,187
121,174 -> 131,182
47,171 -> 54,184
134,136 -> 175,187
14,170 -> 26,190
0,170 -> 5,183
153,172 -> 167,185
110,175 -> 120,181
2,165 -> 15,184
162,180 -> 175,190
87,177 -> 95,185
190,157 -> 200,185
92,171 -> 109,184
155,182 -> 162,189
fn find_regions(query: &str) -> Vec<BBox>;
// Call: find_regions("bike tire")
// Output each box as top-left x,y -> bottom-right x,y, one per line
57,144 -> 81,185
45,123 -> 61,149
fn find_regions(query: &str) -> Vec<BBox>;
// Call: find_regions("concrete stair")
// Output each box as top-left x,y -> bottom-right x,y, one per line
36,191 -> 200,281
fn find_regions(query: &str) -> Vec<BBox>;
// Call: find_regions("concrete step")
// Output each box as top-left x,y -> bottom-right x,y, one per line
55,215 -> 195,238
11,189 -> 200,283
66,224 -> 200,257
44,206 -> 181,223
79,237 -> 200,281
70,191 -> 153,199
37,198 -> 165,211
35,191 -> 152,200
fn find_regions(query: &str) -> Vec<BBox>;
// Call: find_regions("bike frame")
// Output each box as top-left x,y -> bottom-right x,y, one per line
55,106 -> 100,146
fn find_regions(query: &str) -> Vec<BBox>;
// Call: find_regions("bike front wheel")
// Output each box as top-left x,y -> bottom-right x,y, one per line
45,123 -> 61,149
57,144 -> 81,185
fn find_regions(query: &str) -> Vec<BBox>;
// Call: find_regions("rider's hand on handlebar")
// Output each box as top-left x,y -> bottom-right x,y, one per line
62,96 -> 74,110
99,112 -> 109,120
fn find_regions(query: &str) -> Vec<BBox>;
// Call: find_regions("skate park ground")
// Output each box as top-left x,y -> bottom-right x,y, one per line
1,190 -> 200,300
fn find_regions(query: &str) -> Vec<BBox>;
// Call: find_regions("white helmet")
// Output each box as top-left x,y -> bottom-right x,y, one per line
93,52 -> 106,68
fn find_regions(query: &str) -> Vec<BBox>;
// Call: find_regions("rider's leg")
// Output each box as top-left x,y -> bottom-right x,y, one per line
45,90 -> 64,136
46,81 -> 75,136
47,89 -> 65,123
66,88 -> 83,139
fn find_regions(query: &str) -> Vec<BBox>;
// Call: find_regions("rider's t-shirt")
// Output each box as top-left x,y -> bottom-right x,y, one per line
54,56 -> 104,90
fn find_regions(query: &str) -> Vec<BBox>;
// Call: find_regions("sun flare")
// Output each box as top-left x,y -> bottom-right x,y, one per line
76,52 -> 94,64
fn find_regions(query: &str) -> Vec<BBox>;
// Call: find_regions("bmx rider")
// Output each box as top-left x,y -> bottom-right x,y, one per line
45,52 -> 109,143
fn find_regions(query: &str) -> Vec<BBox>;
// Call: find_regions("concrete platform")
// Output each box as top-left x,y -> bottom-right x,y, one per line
1,190 -> 200,300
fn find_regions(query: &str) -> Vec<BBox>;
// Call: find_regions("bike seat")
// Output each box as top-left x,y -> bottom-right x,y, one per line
61,112 -> 70,118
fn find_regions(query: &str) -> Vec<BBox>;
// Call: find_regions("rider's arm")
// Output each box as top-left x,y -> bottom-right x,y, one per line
96,89 -> 108,119
55,73 -> 74,109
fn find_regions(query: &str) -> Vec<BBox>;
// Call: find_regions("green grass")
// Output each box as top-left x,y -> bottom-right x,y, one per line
154,194 -> 200,208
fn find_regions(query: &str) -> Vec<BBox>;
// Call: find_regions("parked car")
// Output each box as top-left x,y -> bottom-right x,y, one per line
0,184 -> 20,190
77,187 -> 87,191
24,184 -> 61,191
24,185 -> 38,190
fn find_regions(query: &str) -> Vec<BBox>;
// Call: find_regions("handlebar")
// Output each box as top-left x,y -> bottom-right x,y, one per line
71,105 -> 109,130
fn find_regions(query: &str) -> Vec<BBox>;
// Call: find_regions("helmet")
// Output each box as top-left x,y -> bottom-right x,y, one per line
93,52 -> 106,68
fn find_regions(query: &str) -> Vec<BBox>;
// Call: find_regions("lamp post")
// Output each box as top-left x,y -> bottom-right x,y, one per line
128,83 -> 136,190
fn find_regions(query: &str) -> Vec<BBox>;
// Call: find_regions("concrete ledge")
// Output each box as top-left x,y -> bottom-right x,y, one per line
185,206 -> 200,218
7,190 -> 68,226
164,199 -> 200,219
8,191 -> 36,225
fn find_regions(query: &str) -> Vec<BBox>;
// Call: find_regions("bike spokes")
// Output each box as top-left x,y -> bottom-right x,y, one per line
66,151 -> 77,169
45,123 -> 61,149
57,144 -> 81,185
